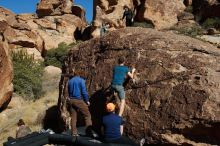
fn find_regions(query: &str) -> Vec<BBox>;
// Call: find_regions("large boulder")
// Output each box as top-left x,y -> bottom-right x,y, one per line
0,7 -> 16,32
33,14 -> 85,51
136,0 -> 185,29
92,0 -> 185,37
36,0 -> 73,18
92,0 -> 132,37
0,3 -> 86,58
42,66 -> 61,94
58,28 -> 220,145
0,17 -> 8,33
0,41 -> 13,110
0,7 -> 16,26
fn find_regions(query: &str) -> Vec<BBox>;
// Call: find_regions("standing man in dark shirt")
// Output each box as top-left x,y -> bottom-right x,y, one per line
111,57 -> 136,116
68,70 -> 92,136
122,5 -> 134,27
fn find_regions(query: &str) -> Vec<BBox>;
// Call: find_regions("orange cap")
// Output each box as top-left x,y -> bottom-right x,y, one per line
106,103 -> 115,112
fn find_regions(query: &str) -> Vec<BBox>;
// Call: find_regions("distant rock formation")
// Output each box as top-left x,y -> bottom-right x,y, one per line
0,0 -> 86,109
92,0 -> 185,37
135,0 -> 185,29
58,27 -> 220,145
0,1 -> 86,60
36,0 -> 73,17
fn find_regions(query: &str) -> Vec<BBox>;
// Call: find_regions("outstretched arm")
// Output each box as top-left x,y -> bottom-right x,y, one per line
127,68 -> 136,79
120,125 -> 124,135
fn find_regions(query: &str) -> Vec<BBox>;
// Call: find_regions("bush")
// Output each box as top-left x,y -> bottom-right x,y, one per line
12,50 -> 44,100
133,21 -> 154,28
202,17 -> 220,29
44,42 -> 80,68
171,25 -> 203,37
185,6 -> 193,13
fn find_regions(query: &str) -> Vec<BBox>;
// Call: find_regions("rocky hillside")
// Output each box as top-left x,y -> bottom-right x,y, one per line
0,0 -> 86,109
59,27 -> 220,145
0,0 -> 86,61
91,0 -> 185,37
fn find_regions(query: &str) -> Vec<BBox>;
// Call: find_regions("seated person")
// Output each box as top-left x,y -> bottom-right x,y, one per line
102,103 -> 137,145
16,119 -> 32,139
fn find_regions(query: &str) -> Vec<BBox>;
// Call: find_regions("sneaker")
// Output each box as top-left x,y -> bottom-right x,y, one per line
72,134 -> 79,137
86,126 -> 98,138
140,138 -> 145,146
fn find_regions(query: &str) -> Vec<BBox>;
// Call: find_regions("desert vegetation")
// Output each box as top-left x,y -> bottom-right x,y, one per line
12,50 -> 44,100
44,42 -> 81,68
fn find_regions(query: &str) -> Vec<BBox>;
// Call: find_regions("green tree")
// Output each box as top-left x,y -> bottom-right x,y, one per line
44,42 -> 80,68
12,50 -> 44,100
202,17 -> 220,29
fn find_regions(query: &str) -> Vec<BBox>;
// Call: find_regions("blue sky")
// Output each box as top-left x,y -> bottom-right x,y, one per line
0,0 -> 93,22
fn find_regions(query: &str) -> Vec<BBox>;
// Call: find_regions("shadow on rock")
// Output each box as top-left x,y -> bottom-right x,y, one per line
89,88 -> 108,135
43,105 -> 66,133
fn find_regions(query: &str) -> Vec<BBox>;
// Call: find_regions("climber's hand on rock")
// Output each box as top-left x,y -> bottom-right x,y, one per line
132,68 -> 136,73
87,101 -> 90,106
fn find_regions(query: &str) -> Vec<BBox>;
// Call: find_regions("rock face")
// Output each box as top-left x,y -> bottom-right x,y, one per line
36,0 -> 73,17
92,0 -> 132,37
0,41 -> 13,110
58,28 -> 220,145
135,0 -> 185,29
92,0 -> 185,37
42,66 -> 61,94
0,4 -> 86,60
0,2 -> 85,108
193,0 -> 220,21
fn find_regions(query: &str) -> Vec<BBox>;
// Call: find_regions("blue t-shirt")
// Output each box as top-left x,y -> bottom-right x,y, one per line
111,66 -> 129,85
68,76 -> 89,102
102,113 -> 124,140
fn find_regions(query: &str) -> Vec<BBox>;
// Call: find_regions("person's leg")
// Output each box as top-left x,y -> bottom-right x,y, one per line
129,19 -> 133,26
77,100 -> 92,127
69,100 -> 78,135
126,20 -> 129,27
115,85 -> 126,116
119,99 -> 125,116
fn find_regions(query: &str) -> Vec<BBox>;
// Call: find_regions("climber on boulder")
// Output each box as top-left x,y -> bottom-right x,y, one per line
111,57 -> 136,116
67,70 -> 93,137
100,22 -> 109,38
122,5 -> 134,27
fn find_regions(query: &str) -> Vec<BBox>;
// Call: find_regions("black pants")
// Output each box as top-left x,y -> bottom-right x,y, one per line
126,19 -> 133,27
104,136 -> 137,145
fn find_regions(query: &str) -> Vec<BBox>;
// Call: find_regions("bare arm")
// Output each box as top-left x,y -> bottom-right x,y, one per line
120,125 -> 124,135
127,68 -> 136,79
